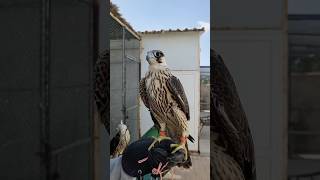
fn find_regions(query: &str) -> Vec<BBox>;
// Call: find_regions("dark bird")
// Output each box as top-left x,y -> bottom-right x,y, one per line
139,50 -> 194,168
211,49 -> 256,180
110,120 -> 130,158
94,49 -> 109,133
211,134 -> 245,180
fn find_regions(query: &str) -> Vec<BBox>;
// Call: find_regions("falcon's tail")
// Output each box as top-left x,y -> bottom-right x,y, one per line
188,135 -> 195,143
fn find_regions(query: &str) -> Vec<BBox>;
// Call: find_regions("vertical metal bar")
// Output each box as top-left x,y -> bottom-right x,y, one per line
122,27 -> 127,124
40,0 -> 51,179
137,42 -> 142,138
91,0 -> 100,179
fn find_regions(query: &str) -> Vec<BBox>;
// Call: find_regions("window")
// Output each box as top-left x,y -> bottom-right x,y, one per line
288,15 -> 320,159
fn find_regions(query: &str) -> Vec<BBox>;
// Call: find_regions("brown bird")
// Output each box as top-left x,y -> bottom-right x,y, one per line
94,49 -> 109,133
211,49 -> 256,180
139,50 -> 194,168
110,120 -> 130,158
211,134 -> 245,180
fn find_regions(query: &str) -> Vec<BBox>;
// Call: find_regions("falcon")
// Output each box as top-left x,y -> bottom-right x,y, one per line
211,49 -> 256,180
94,49 -> 109,133
110,120 -> 130,158
211,134 -> 245,180
139,50 -> 194,167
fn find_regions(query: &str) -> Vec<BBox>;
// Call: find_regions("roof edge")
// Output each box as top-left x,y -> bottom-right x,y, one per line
138,27 -> 205,35
110,12 -> 141,40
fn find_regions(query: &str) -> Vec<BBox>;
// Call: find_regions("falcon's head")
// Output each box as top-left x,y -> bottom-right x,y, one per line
146,50 -> 167,67
116,120 -> 128,134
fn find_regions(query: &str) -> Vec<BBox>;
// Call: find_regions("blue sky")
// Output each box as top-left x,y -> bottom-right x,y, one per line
111,0 -> 210,66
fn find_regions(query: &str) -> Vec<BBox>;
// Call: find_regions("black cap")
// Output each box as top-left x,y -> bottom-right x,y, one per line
121,137 -> 175,177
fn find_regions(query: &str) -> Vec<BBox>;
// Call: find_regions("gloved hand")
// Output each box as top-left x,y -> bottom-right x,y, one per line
121,137 -> 185,178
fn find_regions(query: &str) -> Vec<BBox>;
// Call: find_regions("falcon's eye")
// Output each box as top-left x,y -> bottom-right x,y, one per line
154,51 -> 163,58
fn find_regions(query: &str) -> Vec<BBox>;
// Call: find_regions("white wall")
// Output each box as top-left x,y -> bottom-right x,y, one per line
212,0 -> 287,179
140,32 -> 202,151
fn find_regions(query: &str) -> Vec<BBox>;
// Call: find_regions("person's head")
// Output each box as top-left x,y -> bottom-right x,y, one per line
121,137 -> 185,178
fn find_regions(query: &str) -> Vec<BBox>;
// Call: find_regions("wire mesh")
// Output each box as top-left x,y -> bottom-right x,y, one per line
0,0 -> 95,179
110,17 -> 140,142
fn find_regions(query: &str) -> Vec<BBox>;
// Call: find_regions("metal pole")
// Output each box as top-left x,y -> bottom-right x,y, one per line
40,0 -> 51,179
122,27 -> 127,124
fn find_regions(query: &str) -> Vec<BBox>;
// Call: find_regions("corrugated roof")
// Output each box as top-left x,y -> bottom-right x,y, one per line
138,27 -> 205,34
110,2 -> 140,39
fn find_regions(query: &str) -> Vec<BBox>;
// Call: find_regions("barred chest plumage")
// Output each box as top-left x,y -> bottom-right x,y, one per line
144,69 -> 177,122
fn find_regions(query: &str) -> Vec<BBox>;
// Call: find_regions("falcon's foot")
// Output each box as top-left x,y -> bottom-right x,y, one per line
148,131 -> 171,151
170,137 -> 188,160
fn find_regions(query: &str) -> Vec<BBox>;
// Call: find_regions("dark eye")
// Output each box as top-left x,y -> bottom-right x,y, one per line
155,52 -> 161,58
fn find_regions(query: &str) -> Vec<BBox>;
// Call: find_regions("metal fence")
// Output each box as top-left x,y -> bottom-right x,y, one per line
109,16 -> 141,142
0,0 -> 98,179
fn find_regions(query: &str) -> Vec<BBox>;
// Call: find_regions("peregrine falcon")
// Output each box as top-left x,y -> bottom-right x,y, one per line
110,120 -> 130,158
211,49 -> 256,180
139,50 -> 194,168
94,49 -> 109,133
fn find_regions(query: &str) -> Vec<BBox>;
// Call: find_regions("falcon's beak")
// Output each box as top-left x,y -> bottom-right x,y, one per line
146,51 -> 153,64
146,55 -> 150,63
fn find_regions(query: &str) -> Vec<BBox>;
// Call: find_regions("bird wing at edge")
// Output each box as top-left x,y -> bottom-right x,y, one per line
166,76 -> 190,120
212,49 -> 256,179
110,131 -> 120,156
139,77 -> 160,129
94,49 -> 109,133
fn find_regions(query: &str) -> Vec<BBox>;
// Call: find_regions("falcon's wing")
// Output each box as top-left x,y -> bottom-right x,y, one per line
139,78 -> 150,109
212,49 -> 256,180
139,78 -> 160,129
110,131 -> 120,156
167,76 -> 190,120
94,49 -> 109,133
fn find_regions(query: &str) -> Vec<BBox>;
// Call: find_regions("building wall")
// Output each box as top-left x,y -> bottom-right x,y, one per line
110,37 -> 140,143
140,32 -> 201,151
287,1 -> 320,178
289,0 -> 320,14
200,66 -> 210,111
212,0 -> 288,179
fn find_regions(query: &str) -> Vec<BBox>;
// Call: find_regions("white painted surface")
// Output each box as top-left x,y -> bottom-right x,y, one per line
213,30 -> 287,180
212,0 -> 285,29
212,0 -> 287,178
140,32 -> 201,71
139,31 -> 202,151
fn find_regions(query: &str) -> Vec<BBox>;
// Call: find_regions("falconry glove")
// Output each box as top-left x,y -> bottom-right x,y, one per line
121,137 -> 185,179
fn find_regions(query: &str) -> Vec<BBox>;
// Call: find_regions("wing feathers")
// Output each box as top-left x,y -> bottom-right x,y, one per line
212,49 -> 256,179
167,76 -> 190,120
94,49 -> 109,133
139,78 -> 150,109
110,132 -> 120,156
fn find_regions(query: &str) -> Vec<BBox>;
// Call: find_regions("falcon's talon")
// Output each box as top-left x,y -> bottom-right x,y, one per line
170,143 -> 188,160
148,136 -> 171,151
